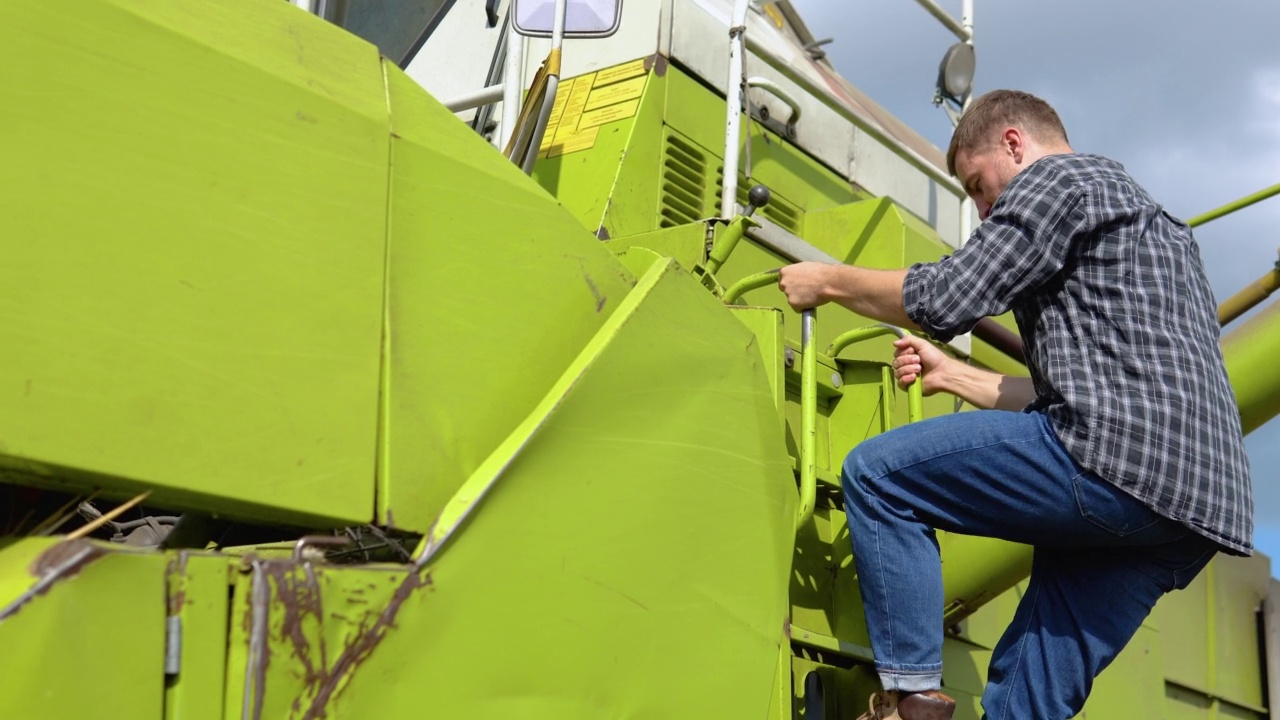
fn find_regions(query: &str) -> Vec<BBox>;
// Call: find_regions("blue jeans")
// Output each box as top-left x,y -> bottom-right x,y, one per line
842,410 -> 1218,720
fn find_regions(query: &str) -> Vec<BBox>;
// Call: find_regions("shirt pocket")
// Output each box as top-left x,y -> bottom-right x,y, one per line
1072,471 -> 1164,537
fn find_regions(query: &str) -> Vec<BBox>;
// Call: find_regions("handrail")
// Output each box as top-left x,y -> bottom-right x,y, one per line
797,308 -> 818,531
745,77 -> 801,134
503,0 -> 567,173
721,0 -> 752,219
1219,254 -> 1280,326
723,269 -> 780,304
721,281 -> 924,532
829,325 -> 924,424
444,83 -> 506,113
910,0 -> 973,42
1188,182 -> 1280,228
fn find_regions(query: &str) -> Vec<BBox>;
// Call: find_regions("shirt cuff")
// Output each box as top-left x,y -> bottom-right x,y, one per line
902,262 -> 954,343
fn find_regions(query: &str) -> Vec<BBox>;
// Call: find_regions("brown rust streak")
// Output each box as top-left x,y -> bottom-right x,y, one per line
298,568 -> 431,720
267,562 -> 326,689
167,552 -> 191,616
0,540 -> 106,623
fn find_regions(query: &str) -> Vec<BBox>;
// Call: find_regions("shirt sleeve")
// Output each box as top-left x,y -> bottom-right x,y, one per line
902,162 -> 1087,342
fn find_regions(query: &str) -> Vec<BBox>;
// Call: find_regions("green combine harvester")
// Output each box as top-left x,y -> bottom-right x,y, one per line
3,0 -> 1279,717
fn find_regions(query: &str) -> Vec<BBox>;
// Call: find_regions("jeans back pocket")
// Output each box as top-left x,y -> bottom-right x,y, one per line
1072,472 -> 1165,538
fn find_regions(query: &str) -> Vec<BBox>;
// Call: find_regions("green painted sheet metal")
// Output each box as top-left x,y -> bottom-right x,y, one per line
605,221 -> 707,271
0,0 -> 387,525
1222,299 -> 1280,434
663,67 -> 860,219
224,259 -> 797,717
1155,554 -> 1271,716
533,57 -> 671,239
0,539 -> 166,718
546,60 -> 866,242
223,557 -> 411,718
164,552 -> 231,720
378,61 -> 637,533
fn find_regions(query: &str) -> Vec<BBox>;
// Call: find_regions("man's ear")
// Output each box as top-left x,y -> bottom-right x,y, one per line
1003,127 -> 1025,164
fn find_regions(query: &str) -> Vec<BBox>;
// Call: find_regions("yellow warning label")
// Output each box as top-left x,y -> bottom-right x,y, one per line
584,76 -> 646,111
547,127 -> 600,157
540,58 -> 651,158
578,99 -> 642,130
545,85 -> 571,129
541,74 -> 595,153
559,75 -> 595,131
764,3 -> 785,28
593,58 -> 648,88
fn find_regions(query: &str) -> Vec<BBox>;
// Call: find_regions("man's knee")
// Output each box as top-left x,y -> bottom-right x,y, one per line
842,434 -> 893,500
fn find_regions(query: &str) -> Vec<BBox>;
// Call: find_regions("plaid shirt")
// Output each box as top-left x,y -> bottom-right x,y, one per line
903,154 -> 1253,554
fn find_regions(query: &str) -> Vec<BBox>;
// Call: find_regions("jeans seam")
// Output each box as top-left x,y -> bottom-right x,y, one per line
875,665 -> 943,673
875,512 -> 894,664
998,574 -> 1043,720
865,434 -> 1050,487
1172,548 -> 1216,589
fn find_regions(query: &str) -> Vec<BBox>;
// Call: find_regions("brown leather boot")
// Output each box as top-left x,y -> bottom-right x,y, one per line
856,690 -> 956,720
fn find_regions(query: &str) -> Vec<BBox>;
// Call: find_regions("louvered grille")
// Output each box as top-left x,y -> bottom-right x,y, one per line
660,133 -> 709,228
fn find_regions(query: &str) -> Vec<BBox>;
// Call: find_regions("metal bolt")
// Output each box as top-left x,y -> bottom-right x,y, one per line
784,347 -> 795,368
831,372 -> 843,388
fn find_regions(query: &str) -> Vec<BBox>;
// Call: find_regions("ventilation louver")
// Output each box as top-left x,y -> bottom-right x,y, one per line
660,133 -> 708,228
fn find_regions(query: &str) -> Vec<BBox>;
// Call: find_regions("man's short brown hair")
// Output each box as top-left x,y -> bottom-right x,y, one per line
946,90 -> 1069,177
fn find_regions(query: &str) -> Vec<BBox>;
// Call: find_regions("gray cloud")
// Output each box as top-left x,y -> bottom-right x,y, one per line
791,0 -> 1280,526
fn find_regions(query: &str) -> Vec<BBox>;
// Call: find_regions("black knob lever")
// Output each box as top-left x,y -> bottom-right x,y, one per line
743,185 -> 772,218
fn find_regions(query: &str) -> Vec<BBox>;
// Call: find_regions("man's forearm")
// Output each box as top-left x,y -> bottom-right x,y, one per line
939,361 -> 1037,411
820,266 -> 917,329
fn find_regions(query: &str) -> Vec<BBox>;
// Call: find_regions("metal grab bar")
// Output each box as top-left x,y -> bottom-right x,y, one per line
722,291 -> 922,531
1220,253 -> 1280,326
504,0 -> 567,173
797,308 -> 818,532
745,77 -> 801,134
444,83 -> 506,113
721,0 -> 752,219
829,325 -> 924,424
723,269 -> 780,304
911,0 -> 973,42
1188,182 -> 1280,228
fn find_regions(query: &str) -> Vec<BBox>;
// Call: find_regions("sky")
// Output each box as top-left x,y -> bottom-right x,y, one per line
787,0 -> 1280,561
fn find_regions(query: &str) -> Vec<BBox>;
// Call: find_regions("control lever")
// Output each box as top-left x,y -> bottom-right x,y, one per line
743,184 -> 771,218
704,184 -> 772,277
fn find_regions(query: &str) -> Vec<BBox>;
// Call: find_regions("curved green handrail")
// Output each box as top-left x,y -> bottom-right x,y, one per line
1187,182 -> 1280,228
828,325 -> 924,423
722,269 -> 781,305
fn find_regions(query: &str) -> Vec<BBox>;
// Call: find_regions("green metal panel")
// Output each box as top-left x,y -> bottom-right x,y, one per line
1222,299 -> 1280,434
1154,554 -> 1271,717
0,539 -> 166,718
377,63 -> 637,533
164,553 -> 231,720
663,67 -> 859,217
0,0 -> 387,525
731,306 -> 788,417
605,220 -> 708,271
226,259 -> 797,717
223,558 -> 411,718
534,58 -> 671,239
